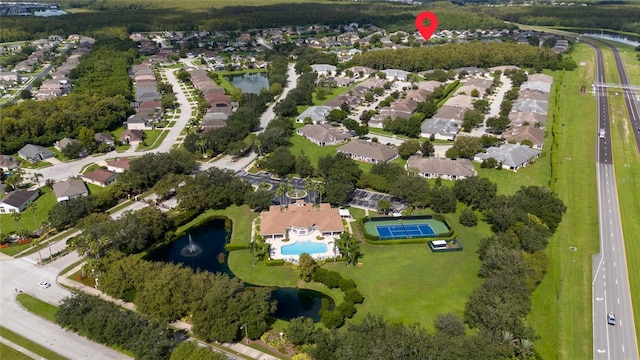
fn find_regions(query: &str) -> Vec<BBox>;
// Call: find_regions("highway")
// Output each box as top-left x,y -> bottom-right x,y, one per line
586,38 -> 639,360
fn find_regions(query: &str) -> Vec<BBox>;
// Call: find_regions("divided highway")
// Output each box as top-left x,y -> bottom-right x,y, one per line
585,38 -> 639,360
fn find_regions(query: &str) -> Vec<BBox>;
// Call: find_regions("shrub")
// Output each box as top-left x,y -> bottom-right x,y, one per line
320,310 -> 345,328
313,268 -> 342,288
459,208 -> 478,227
344,289 -> 364,304
338,278 -> 356,292
336,301 -> 356,318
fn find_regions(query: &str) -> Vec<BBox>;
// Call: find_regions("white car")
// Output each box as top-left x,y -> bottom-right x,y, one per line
38,281 -> 51,288
607,312 -> 616,326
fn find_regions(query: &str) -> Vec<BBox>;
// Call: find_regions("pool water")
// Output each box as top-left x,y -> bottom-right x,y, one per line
281,241 -> 327,255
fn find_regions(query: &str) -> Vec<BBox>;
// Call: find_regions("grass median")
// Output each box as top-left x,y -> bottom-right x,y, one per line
0,326 -> 67,360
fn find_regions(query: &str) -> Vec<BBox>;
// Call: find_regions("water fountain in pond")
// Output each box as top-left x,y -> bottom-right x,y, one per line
180,234 -> 202,257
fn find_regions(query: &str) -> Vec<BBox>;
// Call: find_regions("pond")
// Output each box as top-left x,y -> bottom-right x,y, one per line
225,72 -> 269,94
146,218 -> 331,322
571,29 -> 640,46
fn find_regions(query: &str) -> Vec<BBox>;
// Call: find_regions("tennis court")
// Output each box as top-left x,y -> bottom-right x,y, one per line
363,217 -> 451,241
376,223 -> 436,239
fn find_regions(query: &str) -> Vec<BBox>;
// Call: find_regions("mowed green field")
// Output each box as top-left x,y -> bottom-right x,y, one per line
528,43 -> 599,360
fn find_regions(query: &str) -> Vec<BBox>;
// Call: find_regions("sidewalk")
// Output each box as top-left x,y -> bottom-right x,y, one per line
57,265 -> 279,360
0,336 -> 43,359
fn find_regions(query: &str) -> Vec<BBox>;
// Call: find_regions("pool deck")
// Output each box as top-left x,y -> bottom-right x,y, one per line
267,229 -> 340,263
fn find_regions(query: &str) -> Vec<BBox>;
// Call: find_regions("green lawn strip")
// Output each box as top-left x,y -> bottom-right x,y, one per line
136,129 -> 163,150
17,228 -> 78,258
0,326 -> 67,360
247,343 -> 287,360
144,129 -> 171,151
314,83 -> 357,106
177,205 -> 258,245
0,343 -> 33,360
16,294 -> 58,322
528,43 -> 598,360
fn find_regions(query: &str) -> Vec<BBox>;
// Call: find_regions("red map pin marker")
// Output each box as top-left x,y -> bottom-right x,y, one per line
415,11 -> 439,42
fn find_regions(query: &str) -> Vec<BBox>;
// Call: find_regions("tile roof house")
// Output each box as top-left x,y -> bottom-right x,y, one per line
474,144 -> 541,171
337,139 -> 399,164
444,94 -> 474,109
508,111 -> 547,128
94,132 -> 115,147
106,157 -> 132,173
528,73 -> 553,84
502,126 -> 545,149
296,124 -> 352,146
518,89 -> 549,101
54,137 -> 81,151
295,106 -> 336,124
53,179 -> 89,202
0,190 -> 40,213
0,155 -> 19,171
406,156 -> 477,180
82,168 -> 118,187
416,80 -> 443,92
382,69 -> 409,80
119,129 -> 144,144
512,99 -> 548,115
18,144 -> 55,163
311,64 -> 337,76
520,81 -> 551,93
260,201 -> 344,239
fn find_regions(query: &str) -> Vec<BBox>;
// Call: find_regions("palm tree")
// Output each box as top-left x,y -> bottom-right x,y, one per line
11,212 -> 21,237
254,137 -> 263,157
304,177 -> 313,204
32,173 -> 43,186
276,183 -> 287,207
316,182 -> 325,204
27,201 -> 37,229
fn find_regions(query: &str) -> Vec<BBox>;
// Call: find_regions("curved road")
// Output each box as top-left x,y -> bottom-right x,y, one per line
584,37 -> 639,360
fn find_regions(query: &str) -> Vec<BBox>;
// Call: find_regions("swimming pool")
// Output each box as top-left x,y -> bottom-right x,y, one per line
281,241 -> 328,256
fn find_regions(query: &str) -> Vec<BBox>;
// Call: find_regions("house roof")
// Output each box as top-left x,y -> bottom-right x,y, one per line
508,111 -> 547,127
503,126 -> 545,146
106,157 -> 132,170
520,81 -> 551,93
406,156 -> 476,177
0,155 -> 18,170
519,89 -> 549,101
260,201 -> 344,236
416,80 -> 443,92
94,132 -> 114,143
82,168 -> 117,184
444,95 -> 474,109
337,139 -> 398,162
382,69 -> 409,78
475,144 -> 541,168
527,73 -> 553,84
119,129 -> 144,142
311,64 -> 337,73
296,106 -> 336,123
18,144 -> 55,159
420,117 -> 460,137
512,99 -> 548,115
55,137 -> 80,150
0,190 -> 38,208
432,105 -> 466,122
297,124 -> 352,143
52,179 -> 88,199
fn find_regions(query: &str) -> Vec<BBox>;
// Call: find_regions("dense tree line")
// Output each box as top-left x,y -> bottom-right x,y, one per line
96,253 -> 276,343
117,149 -> 197,193
273,71 -> 317,117
56,292 -> 182,360
0,39 -> 134,154
479,4 -> 640,34
352,42 -> 576,72
0,3 -> 511,42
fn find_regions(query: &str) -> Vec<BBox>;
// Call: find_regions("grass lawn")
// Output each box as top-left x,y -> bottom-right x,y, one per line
0,187 -> 57,235
16,293 -> 58,322
528,43 -> 599,360
0,326 -> 67,360
288,134 -> 373,174
136,130 -> 163,150
0,343 -> 33,360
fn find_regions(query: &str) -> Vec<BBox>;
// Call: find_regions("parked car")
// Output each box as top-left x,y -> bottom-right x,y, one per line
38,281 -> 51,288
607,312 -> 616,326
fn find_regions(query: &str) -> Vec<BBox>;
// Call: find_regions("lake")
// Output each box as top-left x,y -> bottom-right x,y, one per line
225,72 -> 269,94
146,218 -> 331,321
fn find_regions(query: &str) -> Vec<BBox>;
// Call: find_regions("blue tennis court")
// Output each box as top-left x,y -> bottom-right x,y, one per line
376,223 -> 436,239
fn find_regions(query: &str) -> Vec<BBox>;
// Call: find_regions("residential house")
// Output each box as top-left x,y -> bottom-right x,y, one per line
94,132 -> 115,147
52,179 -> 89,202
82,168 -> 118,187
0,155 -> 19,171
406,156 -> 477,180
119,129 -> 144,144
508,111 -> 547,128
502,126 -> 545,149
296,124 -> 352,146
106,158 -> 132,173
0,71 -> 18,82
260,201 -> 344,240
54,138 -> 87,157
311,64 -> 337,76
202,112 -> 228,132
474,144 -> 541,171
519,89 -> 549,101
420,117 -> 460,140
520,81 -> 551,93
416,80 -> 443,92
381,69 -> 409,81
443,94 -> 474,110
512,99 -> 548,115
18,144 -> 55,163
295,106 -> 336,124
0,190 -> 40,213
337,139 -> 399,164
